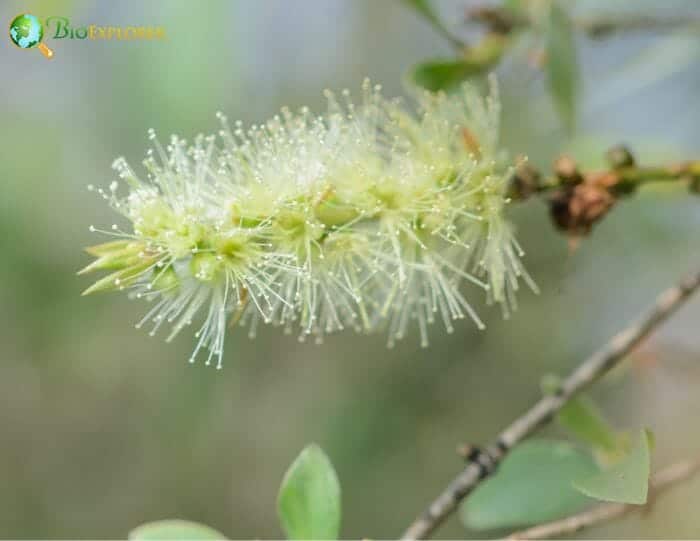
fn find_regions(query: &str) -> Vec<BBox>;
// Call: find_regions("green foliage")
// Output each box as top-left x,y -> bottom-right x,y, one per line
545,1 -> 579,132
401,0 -> 441,28
574,430 -> 653,504
409,60 -> 483,92
502,0 -> 524,14
401,0 -> 457,45
277,444 -> 342,540
408,35 -> 507,92
128,520 -> 227,540
541,375 -> 619,454
558,396 -> 619,453
460,439 -> 598,530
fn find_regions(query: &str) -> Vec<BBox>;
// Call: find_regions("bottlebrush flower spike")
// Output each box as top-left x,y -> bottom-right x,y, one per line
81,77 -> 536,368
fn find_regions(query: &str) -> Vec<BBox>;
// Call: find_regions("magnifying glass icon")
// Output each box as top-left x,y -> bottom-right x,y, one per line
9,14 -> 54,59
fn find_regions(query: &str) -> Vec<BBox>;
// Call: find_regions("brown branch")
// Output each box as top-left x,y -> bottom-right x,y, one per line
510,147 -> 700,239
400,267 -> 700,540
466,6 -> 700,40
511,151 -> 700,200
575,14 -> 700,38
454,7 -> 700,75
505,456 -> 700,540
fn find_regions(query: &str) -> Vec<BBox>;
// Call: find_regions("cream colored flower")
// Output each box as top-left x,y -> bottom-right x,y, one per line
81,78 -> 535,367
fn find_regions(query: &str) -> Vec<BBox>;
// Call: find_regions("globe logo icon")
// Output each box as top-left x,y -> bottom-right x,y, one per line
9,13 -> 54,58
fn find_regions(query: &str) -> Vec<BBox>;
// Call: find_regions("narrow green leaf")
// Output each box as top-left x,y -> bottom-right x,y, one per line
558,396 -> 619,453
460,440 -> 598,530
573,430 -> 652,504
401,0 -> 459,46
277,444 -> 341,540
401,0 -> 440,28
129,520 -> 226,540
545,1 -> 579,132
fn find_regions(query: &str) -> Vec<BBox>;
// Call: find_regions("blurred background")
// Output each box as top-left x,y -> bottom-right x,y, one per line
2,0 -> 700,538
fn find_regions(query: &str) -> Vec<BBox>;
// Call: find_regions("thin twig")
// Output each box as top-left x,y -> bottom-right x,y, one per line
505,456 -> 700,540
401,267 -> 700,540
454,8 -> 700,74
509,148 -> 700,238
575,15 -> 700,38
511,156 -> 700,201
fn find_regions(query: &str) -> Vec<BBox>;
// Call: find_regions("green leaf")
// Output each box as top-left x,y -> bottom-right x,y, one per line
401,0 -> 440,27
545,1 -> 579,132
401,0 -> 458,46
540,375 -> 618,454
409,33 -> 506,92
410,59 -> 484,92
277,444 -> 341,540
558,396 -> 619,453
128,520 -> 227,540
574,430 -> 652,504
502,0 -> 523,14
460,440 -> 598,530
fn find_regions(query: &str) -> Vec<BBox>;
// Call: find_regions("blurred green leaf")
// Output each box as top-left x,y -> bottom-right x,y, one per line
410,34 -> 507,92
128,520 -> 226,540
401,0 -> 440,27
559,396 -> 619,453
574,430 -> 652,504
410,59 -> 483,92
278,444 -> 341,540
401,0 -> 459,46
545,1 -> 579,132
460,440 -> 598,530
502,0 -> 523,14
541,375 -> 621,455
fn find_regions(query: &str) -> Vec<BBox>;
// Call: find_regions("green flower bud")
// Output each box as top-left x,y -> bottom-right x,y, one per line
190,253 -> 222,282
314,196 -> 360,228
152,266 -> 179,292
